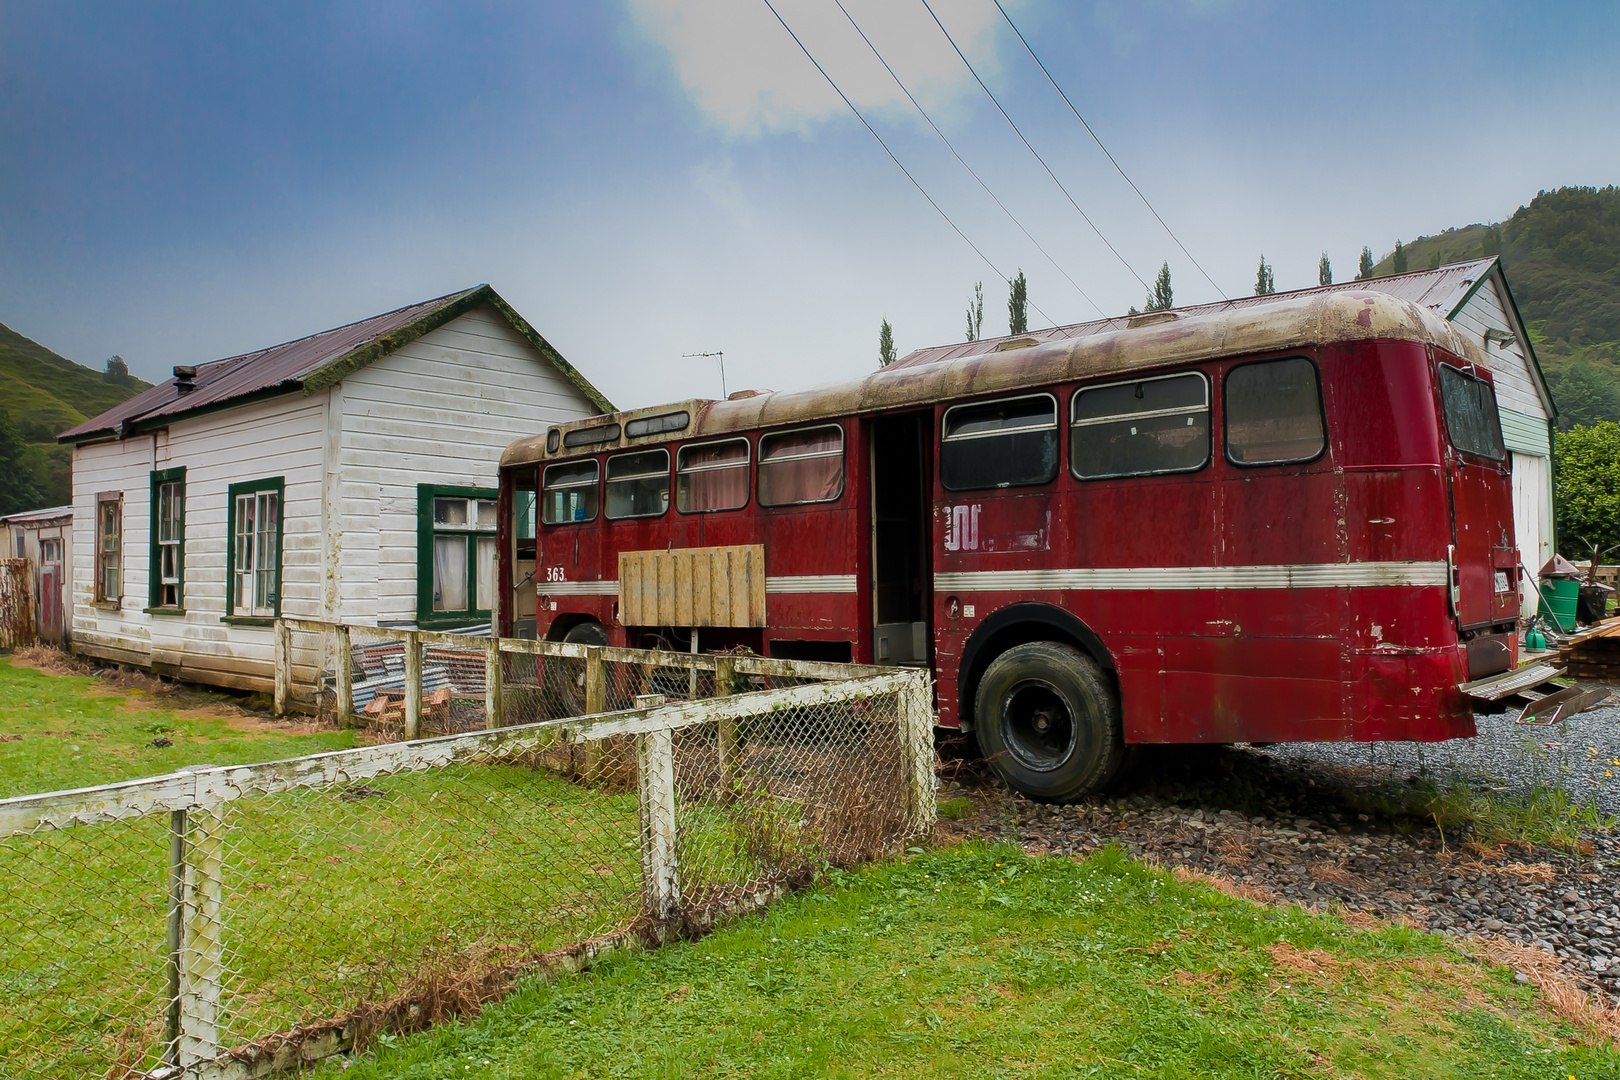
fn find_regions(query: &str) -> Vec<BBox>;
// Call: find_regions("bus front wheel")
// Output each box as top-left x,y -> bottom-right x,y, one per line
974,641 -> 1123,803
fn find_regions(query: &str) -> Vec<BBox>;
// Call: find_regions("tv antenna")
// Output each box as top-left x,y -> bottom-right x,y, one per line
683,351 -> 726,398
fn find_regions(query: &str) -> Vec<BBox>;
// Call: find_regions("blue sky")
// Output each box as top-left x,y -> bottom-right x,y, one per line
2,1 -> 1616,411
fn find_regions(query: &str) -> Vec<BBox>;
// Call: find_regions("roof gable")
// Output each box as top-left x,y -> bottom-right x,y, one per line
59,285 -> 613,443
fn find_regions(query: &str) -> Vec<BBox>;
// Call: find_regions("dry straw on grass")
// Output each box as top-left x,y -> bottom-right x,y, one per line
1472,937 -> 1620,1045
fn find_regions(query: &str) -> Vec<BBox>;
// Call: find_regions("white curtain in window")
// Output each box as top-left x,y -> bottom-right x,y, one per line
475,536 -> 496,612
434,536 -> 468,612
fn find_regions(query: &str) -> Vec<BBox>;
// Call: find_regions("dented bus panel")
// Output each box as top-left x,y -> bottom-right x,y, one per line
497,291 -> 1519,801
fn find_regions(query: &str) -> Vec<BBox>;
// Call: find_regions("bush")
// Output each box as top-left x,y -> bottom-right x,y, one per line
1554,421 -> 1620,557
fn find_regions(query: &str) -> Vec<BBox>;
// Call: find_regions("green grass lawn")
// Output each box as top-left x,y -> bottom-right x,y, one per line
0,655 -> 355,796
319,844 -> 1620,1080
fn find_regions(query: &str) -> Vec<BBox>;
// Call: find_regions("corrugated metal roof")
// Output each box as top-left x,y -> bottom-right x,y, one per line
0,505 -> 73,526
892,257 -> 1498,369
59,285 -> 615,443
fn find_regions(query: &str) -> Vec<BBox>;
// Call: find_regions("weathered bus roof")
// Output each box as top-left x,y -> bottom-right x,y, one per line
502,290 -> 1485,468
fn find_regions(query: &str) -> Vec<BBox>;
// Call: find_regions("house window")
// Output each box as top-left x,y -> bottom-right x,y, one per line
95,493 -> 122,604
227,478 -> 283,620
149,467 -> 185,610
418,485 -> 497,622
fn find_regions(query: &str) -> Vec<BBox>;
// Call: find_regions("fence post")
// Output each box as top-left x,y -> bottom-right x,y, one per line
713,656 -> 738,783
582,650 -> 607,781
273,619 -> 290,716
898,671 -> 937,837
162,807 -> 186,1067
178,801 -> 226,1068
404,630 -> 422,740
334,624 -> 354,728
485,637 -> 505,730
637,726 -> 680,922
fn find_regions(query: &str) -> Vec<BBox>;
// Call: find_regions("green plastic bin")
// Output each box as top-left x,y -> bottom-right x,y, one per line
1538,578 -> 1580,632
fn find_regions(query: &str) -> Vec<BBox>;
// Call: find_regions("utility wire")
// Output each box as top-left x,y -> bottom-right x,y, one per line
760,0 -> 1045,325
918,0 -> 1148,292
993,0 -> 1227,299
832,0 -> 1104,320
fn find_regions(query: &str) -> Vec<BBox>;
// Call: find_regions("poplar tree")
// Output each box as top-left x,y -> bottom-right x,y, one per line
1007,271 -> 1028,335
1392,240 -> 1408,274
1357,246 -> 1374,280
1143,262 -> 1173,311
965,282 -> 984,342
1254,255 -> 1275,295
878,319 -> 897,366
1318,252 -> 1333,286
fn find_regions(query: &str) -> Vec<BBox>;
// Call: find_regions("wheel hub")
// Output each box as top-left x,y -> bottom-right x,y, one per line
1001,681 -> 1078,773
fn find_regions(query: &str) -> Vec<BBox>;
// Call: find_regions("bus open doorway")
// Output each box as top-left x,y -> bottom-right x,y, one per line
868,412 -> 932,668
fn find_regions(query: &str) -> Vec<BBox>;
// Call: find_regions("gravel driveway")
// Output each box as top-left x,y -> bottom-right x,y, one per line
1267,700 -> 1620,813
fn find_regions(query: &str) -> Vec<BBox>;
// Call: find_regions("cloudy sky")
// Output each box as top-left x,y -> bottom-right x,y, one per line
2,1 -> 1616,410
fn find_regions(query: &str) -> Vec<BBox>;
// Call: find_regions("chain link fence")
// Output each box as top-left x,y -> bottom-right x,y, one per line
1,628 -> 933,1079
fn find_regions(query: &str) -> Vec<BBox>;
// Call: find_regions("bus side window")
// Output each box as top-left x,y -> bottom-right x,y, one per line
1071,372 -> 1209,479
940,394 -> 1058,491
1437,365 -> 1506,461
541,460 -> 600,524
677,438 -> 751,512
606,449 -> 671,519
759,425 -> 845,506
1225,357 -> 1327,465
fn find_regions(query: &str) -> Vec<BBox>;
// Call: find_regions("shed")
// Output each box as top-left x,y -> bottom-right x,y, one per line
0,504 -> 73,643
58,285 -> 611,693
897,258 -> 1555,616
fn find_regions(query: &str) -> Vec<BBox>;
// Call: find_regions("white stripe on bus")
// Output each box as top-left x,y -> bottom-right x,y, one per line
542,575 -> 858,597
933,561 -> 1448,592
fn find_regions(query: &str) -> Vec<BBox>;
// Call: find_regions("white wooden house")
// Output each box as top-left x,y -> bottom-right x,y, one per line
899,256 -> 1556,617
0,504 -> 73,644
58,285 -> 611,693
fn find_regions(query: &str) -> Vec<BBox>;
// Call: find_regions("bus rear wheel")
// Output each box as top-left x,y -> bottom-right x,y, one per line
974,641 -> 1123,803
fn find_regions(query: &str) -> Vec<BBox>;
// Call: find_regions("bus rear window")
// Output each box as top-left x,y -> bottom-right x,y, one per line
541,460 -> 598,524
1224,357 -> 1326,465
1438,365 -> 1506,461
940,394 -> 1058,491
677,439 -> 750,512
759,425 -> 845,506
605,449 -> 669,520
1071,372 -> 1209,479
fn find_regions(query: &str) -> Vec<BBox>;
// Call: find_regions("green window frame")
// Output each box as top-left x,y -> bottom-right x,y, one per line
223,477 -> 284,626
147,466 -> 186,613
417,484 -> 498,627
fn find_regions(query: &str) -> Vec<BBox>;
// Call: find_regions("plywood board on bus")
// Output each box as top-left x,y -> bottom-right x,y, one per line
619,544 -> 765,628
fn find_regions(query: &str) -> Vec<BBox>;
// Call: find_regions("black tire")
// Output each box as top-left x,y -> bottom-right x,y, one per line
550,621 -> 609,715
973,641 -> 1124,803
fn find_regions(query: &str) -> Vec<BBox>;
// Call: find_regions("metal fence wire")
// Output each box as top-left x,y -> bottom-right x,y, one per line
0,628 -> 933,1080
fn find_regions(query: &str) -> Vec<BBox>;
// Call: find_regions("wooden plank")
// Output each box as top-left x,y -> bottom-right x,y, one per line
403,631 -> 422,741
711,549 -> 731,628
335,626 -> 354,727
656,550 -> 675,626
674,548 -> 694,627
692,550 -> 712,629
273,619 -> 291,716
616,552 -> 635,626
748,545 -> 766,627
485,637 -> 504,730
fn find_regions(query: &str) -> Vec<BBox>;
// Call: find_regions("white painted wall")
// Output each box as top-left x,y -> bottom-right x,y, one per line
1451,279 -> 1546,420
1512,453 -> 1555,617
335,304 -> 596,627
71,392 -> 328,690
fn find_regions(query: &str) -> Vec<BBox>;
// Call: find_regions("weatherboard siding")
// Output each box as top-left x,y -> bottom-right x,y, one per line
335,304 -> 596,626
70,393 -> 328,690
1449,280 -> 1546,421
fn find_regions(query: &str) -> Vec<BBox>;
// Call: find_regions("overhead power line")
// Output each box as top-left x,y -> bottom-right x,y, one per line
760,0 -> 1054,327
832,0 -> 1104,320
918,0 -> 1148,292
992,0 -> 1228,300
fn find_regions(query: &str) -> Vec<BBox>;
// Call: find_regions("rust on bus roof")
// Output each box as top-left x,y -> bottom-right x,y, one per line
501,291 -> 1486,469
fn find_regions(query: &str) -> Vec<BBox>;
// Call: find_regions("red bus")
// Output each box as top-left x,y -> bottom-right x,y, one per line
496,291 -> 1520,801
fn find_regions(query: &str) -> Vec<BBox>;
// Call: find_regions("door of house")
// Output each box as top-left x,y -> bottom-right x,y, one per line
38,538 -> 63,643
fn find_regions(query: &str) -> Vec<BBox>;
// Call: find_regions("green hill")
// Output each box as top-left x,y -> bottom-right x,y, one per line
0,321 -> 151,514
1365,186 -> 1620,429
